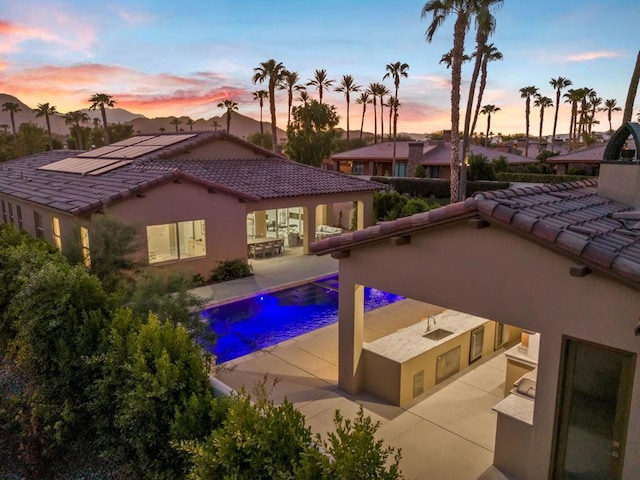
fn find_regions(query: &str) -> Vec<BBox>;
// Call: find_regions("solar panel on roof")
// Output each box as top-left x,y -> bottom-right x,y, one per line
86,160 -> 132,175
136,134 -> 196,147
110,136 -> 157,147
77,146 -> 122,158
38,157 -> 121,174
99,145 -> 164,159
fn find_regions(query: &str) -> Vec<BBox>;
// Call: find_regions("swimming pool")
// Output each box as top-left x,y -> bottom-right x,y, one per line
202,276 -> 404,363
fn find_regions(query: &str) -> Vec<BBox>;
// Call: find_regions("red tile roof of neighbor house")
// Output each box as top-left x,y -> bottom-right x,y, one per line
421,143 -> 537,166
0,132 -> 385,216
547,145 -> 608,164
310,179 -> 640,289
331,142 -> 438,160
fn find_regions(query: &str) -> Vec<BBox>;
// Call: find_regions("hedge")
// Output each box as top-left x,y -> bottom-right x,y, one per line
371,177 -> 511,199
494,172 -> 594,183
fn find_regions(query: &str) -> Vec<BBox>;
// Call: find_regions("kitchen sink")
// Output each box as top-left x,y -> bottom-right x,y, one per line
423,328 -> 454,341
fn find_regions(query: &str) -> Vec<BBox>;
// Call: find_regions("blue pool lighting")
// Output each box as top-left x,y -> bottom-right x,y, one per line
202,276 -> 403,364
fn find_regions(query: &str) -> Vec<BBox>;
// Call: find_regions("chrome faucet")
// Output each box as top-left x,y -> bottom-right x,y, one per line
426,315 -> 437,332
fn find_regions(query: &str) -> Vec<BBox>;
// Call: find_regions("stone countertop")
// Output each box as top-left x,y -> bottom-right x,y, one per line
493,393 -> 535,426
363,310 -> 490,363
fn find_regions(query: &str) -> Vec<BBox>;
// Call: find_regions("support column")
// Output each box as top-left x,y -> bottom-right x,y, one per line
302,205 -> 316,255
338,280 -> 365,395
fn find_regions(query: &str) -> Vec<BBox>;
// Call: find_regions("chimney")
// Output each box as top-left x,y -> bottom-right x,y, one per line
442,130 -> 452,143
599,122 -> 640,208
408,142 -> 424,177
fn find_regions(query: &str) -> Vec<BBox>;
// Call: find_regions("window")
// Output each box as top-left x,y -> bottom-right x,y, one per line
52,217 -> 62,249
1,200 -> 6,223
80,227 -> 91,267
146,219 -> 206,264
16,205 -> 23,230
395,162 -> 408,177
34,212 -> 44,238
352,162 -> 365,175
7,202 -> 13,225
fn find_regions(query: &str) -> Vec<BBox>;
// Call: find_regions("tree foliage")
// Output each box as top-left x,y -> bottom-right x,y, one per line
285,100 -> 340,166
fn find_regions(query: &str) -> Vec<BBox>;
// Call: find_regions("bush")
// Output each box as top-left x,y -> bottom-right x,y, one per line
210,258 -> 253,283
467,153 -> 494,181
372,177 -> 511,200
494,172 -> 594,183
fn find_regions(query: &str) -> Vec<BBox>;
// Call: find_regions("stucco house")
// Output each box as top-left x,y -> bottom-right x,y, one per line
548,144 -> 608,176
310,122 -> 640,479
330,130 -> 537,178
0,131 -> 383,276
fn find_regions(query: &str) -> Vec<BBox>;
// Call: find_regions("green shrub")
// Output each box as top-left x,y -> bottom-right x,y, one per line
210,258 -> 253,282
372,177 -> 510,200
467,153 -> 494,181
494,172 -> 594,183
414,164 -> 427,178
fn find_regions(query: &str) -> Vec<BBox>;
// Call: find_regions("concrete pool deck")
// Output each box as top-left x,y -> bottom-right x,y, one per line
197,253 -> 512,479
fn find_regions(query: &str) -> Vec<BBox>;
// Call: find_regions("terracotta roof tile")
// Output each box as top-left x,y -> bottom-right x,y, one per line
311,177 -> 640,289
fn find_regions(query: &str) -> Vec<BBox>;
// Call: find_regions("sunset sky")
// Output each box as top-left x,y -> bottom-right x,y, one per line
1,0 -> 639,136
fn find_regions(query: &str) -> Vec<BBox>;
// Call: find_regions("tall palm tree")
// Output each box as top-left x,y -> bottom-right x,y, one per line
534,95 -> 553,153
355,91 -> 372,140
588,94 -> 603,134
186,118 -> 195,131
480,104 -> 500,146
462,0 -> 502,164
88,93 -> 116,145
253,89 -> 269,147
63,110 -> 89,149
470,43 -> 502,139
169,117 -> 182,132
1,101 -> 21,135
384,61 -> 410,175
252,59 -> 286,153
378,84 -> 390,145
519,86 -> 538,157
386,96 -> 394,138
623,50 -> 640,122
367,82 -> 385,144
34,102 -> 58,150
422,0 -> 479,201
278,70 -> 305,128
577,88 -> 595,139
307,69 -> 335,104
563,88 -> 580,151
549,77 -> 572,153
217,99 -> 238,133
600,98 -> 622,133
335,74 -> 361,149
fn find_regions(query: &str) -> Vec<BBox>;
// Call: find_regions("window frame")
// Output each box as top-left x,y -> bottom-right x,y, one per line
52,217 -> 62,249
146,219 -> 206,264
34,211 -> 44,238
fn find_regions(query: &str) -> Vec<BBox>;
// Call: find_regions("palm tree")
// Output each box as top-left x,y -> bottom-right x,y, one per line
307,69 -> 335,104
253,89 -> 269,147
577,88 -> 595,139
462,0 -> 502,164
278,70 -> 305,128
600,98 -> 622,133
252,59 -> 286,153
623,50 -> 640,122
355,91 -> 372,140
534,95 -> 553,153
549,77 -> 572,153
384,61 -> 410,175
378,84 -> 390,145
470,43 -> 503,139
1,101 -> 21,135
34,102 -> 58,150
367,82 -> 385,144
297,91 -> 311,106
519,86 -> 538,157
335,75 -> 361,149
217,99 -> 238,133
563,88 -> 580,151
186,118 -> 195,131
63,110 -> 89,149
422,0 -> 479,201
480,104 -> 500,146
169,117 -> 182,132
88,93 -> 116,145
588,94 -> 603,134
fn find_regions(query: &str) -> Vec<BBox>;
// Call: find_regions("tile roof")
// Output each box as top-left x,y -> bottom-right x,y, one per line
331,142 -> 437,160
0,132 -> 384,216
547,145 -> 607,163
311,179 -> 640,289
422,143 -> 537,166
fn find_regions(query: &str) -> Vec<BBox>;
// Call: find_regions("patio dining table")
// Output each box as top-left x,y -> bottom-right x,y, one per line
247,237 -> 284,259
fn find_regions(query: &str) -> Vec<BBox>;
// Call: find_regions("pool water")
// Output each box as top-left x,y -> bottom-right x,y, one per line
202,276 -> 404,363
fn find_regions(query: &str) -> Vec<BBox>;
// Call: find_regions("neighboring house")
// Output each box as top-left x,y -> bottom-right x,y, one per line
311,122 -> 640,479
330,130 -> 537,179
0,131 -> 383,276
548,144 -> 608,176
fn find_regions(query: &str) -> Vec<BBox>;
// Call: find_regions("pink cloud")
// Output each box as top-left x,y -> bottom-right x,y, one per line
565,51 -> 622,62
0,20 -> 54,53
